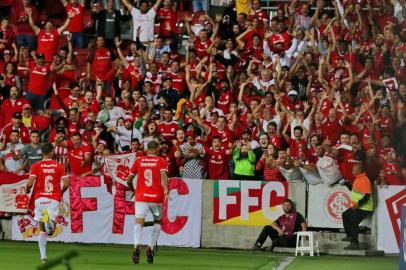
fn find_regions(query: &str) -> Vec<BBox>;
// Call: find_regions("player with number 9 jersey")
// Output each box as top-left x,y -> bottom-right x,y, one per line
29,159 -> 67,202
129,155 -> 168,203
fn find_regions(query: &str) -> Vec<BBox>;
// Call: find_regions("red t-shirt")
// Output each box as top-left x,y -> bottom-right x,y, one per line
89,47 -> 112,81
67,142 -> 93,175
27,61 -> 51,95
30,159 -> 66,201
321,119 -> 342,144
193,37 -> 212,59
66,3 -> 84,32
130,155 -> 168,203
383,160 -> 404,185
206,147 -> 229,180
158,121 -> 179,141
166,72 -> 185,94
37,29 -> 60,62
217,90 -> 234,115
157,7 -> 177,37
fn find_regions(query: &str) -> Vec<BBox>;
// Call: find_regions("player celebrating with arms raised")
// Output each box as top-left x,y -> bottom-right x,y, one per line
127,140 -> 169,265
25,143 -> 69,263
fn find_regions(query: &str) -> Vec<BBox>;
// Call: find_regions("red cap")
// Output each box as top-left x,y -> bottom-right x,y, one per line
124,116 -> 134,122
186,129 -> 195,138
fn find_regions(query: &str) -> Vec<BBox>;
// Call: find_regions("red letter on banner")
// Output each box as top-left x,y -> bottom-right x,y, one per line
161,178 -> 189,234
69,176 -> 101,233
112,182 -> 135,234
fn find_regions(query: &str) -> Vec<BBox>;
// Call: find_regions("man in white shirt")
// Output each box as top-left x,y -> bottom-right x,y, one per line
97,96 -> 126,128
108,116 -> 142,152
0,130 -> 25,175
121,0 -> 162,43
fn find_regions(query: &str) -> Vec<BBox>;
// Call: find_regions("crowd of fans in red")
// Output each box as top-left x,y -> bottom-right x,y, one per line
0,0 -> 405,186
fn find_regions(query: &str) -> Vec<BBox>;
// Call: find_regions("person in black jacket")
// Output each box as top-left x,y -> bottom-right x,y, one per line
157,77 -> 180,112
91,1 -> 130,48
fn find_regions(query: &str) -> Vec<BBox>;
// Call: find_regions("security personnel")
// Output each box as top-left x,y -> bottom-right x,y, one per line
342,161 -> 373,250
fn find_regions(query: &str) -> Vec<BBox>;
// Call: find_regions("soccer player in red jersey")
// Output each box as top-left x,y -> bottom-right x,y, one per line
127,140 -> 169,265
25,143 -> 69,263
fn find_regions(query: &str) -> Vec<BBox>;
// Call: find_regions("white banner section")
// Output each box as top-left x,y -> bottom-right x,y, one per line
377,186 -> 406,254
12,177 -> 202,247
308,184 -> 351,228
0,179 -> 31,213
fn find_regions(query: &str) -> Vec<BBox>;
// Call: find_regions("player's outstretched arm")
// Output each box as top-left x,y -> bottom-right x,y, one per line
127,173 -> 136,192
160,170 -> 169,198
25,175 -> 36,194
61,176 -> 69,194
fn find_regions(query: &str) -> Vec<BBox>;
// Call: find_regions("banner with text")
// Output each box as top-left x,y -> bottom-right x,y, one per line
0,173 -> 31,213
308,184 -> 352,228
213,180 -> 288,226
377,186 -> 406,253
12,176 -> 202,247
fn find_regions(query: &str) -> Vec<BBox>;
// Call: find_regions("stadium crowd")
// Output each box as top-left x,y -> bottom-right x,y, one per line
0,0 -> 405,187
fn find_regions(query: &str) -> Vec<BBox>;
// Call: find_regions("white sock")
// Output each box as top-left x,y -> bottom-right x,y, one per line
150,223 -> 161,250
38,232 -> 47,260
45,221 -> 55,235
133,224 -> 142,247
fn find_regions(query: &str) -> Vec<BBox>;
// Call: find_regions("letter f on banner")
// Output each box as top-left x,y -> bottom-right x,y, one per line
219,180 -> 239,220
69,176 -> 101,233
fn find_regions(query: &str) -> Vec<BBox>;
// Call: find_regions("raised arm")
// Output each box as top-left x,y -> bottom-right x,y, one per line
114,37 -> 129,68
121,0 -> 134,12
58,12 -> 74,35
153,0 -> 163,11
27,8 -> 40,35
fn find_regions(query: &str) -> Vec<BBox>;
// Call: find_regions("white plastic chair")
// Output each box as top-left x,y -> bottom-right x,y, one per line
295,231 -> 320,256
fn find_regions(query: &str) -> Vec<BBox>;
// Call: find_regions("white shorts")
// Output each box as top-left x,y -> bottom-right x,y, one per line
135,202 -> 162,220
34,197 -> 60,222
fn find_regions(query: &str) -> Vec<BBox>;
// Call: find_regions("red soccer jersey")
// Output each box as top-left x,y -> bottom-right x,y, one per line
193,37 -> 212,59
166,72 -> 185,94
67,142 -> 93,175
383,160 -> 404,185
157,7 -> 177,37
217,90 -> 234,115
130,155 -> 168,203
158,121 -> 178,141
37,29 -> 59,62
206,147 -> 229,180
30,159 -> 66,201
27,60 -> 51,95
89,47 -> 112,81
66,3 -> 84,32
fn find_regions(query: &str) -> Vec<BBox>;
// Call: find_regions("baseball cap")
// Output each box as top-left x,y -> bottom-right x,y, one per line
124,116 -> 134,123
186,129 -> 195,138
288,90 -> 298,96
12,112 -> 22,119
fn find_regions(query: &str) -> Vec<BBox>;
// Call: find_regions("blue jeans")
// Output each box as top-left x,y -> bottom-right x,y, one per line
25,91 -> 47,111
193,0 -> 208,12
16,34 -> 37,50
71,32 -> 84,49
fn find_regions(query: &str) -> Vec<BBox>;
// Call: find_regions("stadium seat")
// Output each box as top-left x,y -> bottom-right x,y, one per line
295,231 -> 319,257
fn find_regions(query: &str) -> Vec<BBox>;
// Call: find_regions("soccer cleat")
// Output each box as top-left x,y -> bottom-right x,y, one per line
42,209 -> 49,223
132,245 -> 141,264
146,246 -> 154,264
251,242 -> 262,251
41,258 -> 48,264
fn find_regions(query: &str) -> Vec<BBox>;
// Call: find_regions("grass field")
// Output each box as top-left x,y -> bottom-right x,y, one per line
0,241 -> 399,270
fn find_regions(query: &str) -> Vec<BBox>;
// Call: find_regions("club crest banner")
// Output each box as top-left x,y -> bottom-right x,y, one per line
0,173 -> 32,214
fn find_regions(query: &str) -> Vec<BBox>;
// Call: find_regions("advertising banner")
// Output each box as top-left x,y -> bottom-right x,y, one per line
308,184 -> 351,228
399,205 -> 406,269
377,186 -> 406,253
213,180 -> 288,226
12,176 -> 202,247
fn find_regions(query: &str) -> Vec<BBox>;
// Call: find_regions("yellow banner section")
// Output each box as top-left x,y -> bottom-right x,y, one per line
236,0 -> 250,15
216,205 -> 282,226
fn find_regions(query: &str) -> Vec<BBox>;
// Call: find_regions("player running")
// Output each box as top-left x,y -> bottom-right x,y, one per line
127,140 -> 169,264
25,143 -> 69,263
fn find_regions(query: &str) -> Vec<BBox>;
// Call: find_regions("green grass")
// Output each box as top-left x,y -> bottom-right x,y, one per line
286,255 -> 399,270
0,241 -> 400,270
0,241 -> 282,270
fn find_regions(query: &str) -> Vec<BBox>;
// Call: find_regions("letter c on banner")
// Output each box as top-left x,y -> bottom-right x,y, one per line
262,181 -> 286,220
69,176 -> 101,233
161,178 -> 189,235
